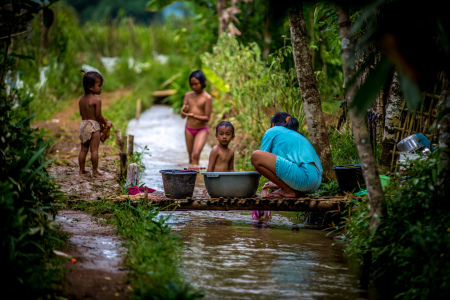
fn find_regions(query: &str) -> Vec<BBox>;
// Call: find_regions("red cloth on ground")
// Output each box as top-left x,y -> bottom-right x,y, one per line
128,186 -> 156,195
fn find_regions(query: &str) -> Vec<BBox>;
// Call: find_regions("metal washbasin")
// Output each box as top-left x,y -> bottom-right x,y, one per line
202,171 -> 261,198
397,134 -> 421,153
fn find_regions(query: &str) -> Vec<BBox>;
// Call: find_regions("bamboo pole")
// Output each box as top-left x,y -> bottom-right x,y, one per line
136,98 -> 141,120
115,129 -> 122,145
119,151 -> 127,179
121,136 -> 127,152
128,135 -> 134,156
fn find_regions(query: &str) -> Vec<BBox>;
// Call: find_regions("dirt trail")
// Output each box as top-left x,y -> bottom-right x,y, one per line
34,88 -> 132,299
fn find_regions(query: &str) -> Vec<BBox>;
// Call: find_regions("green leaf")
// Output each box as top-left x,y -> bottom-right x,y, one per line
14,114 -> 36,128
9,53 -> 35,61
435,107 -> 450,123
146,0 -> 177,12
201,65 -> 230,92
26,159 -> 55,183
22,147 -> 46,173
351,57 -> 395,115
398,73 -> 423,111
351,0 -> 384,35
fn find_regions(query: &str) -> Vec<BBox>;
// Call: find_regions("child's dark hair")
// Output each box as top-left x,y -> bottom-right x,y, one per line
80,70 -> 103,94
216,121 -> 235,135
270,112 -> 301,134
189,70 -> 206,88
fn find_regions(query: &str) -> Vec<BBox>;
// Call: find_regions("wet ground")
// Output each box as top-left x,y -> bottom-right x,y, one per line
34,89 -> 132,299
129,105 -> 379,299
56,210 -> 130,299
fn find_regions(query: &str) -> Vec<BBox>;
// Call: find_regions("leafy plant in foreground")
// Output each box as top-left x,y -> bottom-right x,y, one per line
115,202 -> 203,300
0,107 -> 66,297
343,151 -> 450,299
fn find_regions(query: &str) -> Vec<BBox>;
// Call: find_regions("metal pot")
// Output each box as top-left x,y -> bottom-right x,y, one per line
397,134 -> 421,153
202,171 -> 260,198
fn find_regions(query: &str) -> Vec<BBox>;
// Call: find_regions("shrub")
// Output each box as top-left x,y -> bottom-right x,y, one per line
343,151 -> 450,299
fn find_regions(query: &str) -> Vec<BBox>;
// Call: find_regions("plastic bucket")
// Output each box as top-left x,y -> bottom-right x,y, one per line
379,175 -> 390,191
159,169 -> 198,199
332,164 -> 366,193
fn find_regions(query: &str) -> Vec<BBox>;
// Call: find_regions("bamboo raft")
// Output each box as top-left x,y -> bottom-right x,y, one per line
109,194 -> 360,212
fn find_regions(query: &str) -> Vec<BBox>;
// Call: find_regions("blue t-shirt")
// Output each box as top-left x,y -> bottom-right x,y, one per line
260,126 -> 323,174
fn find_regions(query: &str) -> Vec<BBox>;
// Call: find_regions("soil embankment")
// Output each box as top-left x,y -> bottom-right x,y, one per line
34,88 -> 132,299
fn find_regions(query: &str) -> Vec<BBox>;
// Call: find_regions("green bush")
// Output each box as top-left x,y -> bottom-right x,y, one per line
200,35 -> 307,170
343,151 -> 450,299
0,104 -> 66,297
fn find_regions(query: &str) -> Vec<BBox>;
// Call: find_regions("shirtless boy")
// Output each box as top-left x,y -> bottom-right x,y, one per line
78,70 -> 112,176
207,121 -> 235,172
181,70 -> 212,166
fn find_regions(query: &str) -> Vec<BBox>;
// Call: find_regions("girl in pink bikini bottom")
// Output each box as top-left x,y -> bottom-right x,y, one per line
185,125 -> 209,137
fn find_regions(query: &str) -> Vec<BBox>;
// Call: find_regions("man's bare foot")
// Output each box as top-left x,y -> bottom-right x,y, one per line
92,170 -> 105,176
79,170 -> 87,175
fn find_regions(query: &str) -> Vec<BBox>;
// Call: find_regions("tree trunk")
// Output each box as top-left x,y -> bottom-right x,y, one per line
262,4 -> 272,58
380,71 -> 402,167
439,74 -> 450,169
336,5 -> 386,232
217,0 -> 227,35
288,3 -> 336,182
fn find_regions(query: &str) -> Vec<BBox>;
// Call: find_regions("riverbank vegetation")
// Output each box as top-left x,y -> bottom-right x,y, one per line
71,200 -> 203,299
2,0 -> 450,299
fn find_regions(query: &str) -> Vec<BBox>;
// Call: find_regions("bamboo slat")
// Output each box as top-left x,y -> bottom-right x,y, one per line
389,93 -> 439,171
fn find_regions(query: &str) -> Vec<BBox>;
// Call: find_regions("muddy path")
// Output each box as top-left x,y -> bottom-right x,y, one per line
34,89 -> 132,299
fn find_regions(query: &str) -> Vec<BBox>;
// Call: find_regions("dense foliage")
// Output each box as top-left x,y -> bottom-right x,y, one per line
12,1 -> 196,124
0,96 -> 66,297
1,1 -> 67,297
343,151 -> 450,299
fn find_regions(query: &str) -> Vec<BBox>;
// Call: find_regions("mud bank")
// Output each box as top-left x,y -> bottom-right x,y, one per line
56,210 -> 129,299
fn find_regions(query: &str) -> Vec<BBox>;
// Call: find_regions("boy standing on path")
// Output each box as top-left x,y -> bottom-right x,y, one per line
78,70 -> 112,176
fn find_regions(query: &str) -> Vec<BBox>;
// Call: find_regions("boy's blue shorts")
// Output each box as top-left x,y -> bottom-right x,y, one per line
275,156 -> 322,193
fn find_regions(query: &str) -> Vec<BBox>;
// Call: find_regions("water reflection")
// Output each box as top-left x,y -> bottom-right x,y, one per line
163,211 -> 367,299
128,106 -> 377,299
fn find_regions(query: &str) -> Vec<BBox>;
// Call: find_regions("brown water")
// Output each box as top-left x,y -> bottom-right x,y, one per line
127,105 -> 378,299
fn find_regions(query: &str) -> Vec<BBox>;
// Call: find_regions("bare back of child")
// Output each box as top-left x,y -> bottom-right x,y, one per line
78,71 -> 112,176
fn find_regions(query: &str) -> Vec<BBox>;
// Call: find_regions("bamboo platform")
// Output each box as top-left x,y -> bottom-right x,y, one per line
107,194 -> 360,212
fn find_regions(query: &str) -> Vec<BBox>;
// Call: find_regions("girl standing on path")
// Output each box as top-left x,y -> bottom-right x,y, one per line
181,70 -> 212,166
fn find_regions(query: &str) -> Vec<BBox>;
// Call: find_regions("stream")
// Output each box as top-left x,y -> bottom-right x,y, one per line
127,105 -> 379,299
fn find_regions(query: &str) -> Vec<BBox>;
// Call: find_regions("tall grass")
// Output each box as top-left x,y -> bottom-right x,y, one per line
11,1 -> 195,123
71,200 -> 203,300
